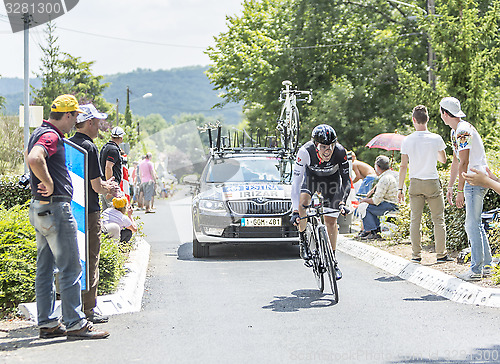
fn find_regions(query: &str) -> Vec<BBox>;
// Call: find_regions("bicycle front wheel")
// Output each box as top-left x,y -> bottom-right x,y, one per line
318,226 -> 338,302
307,222 -> 324,292
289,107 -> 300,153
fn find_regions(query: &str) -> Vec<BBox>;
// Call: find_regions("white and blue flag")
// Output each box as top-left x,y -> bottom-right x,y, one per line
64,139 -> 88,292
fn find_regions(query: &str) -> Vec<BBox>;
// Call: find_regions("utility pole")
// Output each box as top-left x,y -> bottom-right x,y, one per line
125,86 -> 132,127
427,0 -> 436,89
115,98 -> 119,126
23,13 -> 31,172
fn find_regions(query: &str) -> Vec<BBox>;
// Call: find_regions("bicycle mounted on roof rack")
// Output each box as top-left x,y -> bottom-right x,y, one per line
277,80 -> 312,155
197,121 -> 296,183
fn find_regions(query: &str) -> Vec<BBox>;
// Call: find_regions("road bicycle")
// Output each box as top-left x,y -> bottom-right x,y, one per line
299,192 -> 339,302
277,80 -> 312,154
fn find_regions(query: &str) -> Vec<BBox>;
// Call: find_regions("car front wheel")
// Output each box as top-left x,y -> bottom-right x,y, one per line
193,230 -> 209,258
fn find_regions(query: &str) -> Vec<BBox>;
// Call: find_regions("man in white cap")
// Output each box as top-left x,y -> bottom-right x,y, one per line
440,96 -> 492,281
70,104 -> 119,323
99,126 -> 125,209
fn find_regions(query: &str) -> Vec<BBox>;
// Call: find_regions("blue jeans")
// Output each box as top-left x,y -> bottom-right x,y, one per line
357,176 -> 376,197
464,183 -> 492,273
362,201 -> 398,232
29,200 -> 86,330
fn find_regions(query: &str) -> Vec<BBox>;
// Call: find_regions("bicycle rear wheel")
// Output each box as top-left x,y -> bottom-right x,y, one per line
306,222 -> 324,292
318,226 -> 338,302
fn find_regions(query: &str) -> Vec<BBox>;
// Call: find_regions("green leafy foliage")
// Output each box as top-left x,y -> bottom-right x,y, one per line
97,235 -> 126,295
0,74 -> 5,110
32,22 -> 111,120
0,203 -> 36,317
0,201 -> 137,315
0,116 -> 24,175
0,175 -> 31,209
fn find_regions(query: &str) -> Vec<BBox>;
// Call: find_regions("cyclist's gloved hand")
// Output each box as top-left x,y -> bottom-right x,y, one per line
339,204 -> 350,216
290,211 -> 300,226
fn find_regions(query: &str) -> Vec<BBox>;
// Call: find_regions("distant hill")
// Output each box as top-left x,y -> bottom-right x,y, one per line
0,66 -> 242,124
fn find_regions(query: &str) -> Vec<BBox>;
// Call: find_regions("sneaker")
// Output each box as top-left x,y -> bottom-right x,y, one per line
456,269 -> 481,281
335,265 -> 342,280
299,241 -> 311,260
39,323 -> 67,339
361,232 -> 383,240
436,255 -> 454,263
482,265 -> 492,276
87,312 -> 109,324
67,322 -> 109,340
356,230 -> 370,239
411,257 -> 422,263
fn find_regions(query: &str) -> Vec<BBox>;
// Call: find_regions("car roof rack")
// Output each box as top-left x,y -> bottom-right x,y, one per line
198,121 -> 293,159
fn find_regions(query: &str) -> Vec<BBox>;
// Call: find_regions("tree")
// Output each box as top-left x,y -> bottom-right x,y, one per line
206,0 -> 430,160
0,116 -> 24,174
33,22 -> 111,119
136,113 -> 168,137
0,75 -> 5,111
397,0 -> 500,147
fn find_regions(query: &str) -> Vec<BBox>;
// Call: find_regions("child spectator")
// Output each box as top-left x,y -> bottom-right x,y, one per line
102,196 -> 138,243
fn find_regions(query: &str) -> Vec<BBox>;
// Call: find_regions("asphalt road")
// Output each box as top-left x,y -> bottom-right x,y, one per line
2,191 -> 500,363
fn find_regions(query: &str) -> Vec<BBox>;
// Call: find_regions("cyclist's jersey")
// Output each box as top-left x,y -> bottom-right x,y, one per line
291,141 -> 351,211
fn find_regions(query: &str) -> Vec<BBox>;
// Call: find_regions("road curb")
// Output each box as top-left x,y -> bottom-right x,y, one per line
337,235 -> 500,307
18,238 -> 151,322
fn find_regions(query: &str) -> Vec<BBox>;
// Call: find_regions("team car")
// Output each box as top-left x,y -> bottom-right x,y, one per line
191,150 -> 299,257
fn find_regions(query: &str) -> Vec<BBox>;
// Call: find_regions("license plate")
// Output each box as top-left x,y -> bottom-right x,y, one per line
241,218 -> 281,227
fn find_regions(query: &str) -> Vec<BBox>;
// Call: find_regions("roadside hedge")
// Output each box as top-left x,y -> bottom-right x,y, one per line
0,202 -> 130,318
0,175 -> 31,209
0,203 -> 37,314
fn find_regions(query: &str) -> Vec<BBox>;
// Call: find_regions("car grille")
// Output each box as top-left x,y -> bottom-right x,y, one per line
222,226 -> 299,238
228,200 -> 292,215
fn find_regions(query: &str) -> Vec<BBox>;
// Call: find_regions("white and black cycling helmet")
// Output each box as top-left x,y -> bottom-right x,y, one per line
312,124 -> 337,145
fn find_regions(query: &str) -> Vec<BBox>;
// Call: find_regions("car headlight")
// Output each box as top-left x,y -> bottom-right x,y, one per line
199,199 -> 226,213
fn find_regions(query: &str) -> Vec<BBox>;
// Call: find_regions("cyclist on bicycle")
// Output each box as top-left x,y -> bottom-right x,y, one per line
290,124 -> 350,279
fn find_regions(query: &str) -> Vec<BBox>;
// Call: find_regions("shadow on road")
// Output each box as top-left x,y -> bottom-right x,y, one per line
262,289 -> 336,312
403,294 -> 449,302
0,326 -> 69,351
375,276 -> 405,282
177,242 -> 300,262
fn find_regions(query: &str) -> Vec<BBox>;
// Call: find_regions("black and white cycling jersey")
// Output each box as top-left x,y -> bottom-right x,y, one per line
291,141 -> 351,212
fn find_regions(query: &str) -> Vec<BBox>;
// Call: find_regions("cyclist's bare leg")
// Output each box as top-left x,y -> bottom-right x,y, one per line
297,193 -> 312,260
298,193 -> 311,233
324,216 -> 338,251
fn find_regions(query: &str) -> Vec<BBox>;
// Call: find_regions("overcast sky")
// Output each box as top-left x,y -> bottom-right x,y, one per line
0,0 -> 243,78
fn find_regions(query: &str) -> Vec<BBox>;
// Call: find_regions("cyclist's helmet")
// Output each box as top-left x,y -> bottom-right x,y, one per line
312,124 -> 337,145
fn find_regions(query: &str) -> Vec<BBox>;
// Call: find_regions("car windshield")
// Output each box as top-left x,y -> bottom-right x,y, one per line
206,156 -> 281,183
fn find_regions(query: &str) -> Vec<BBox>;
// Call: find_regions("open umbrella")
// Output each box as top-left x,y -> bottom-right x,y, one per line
365,133 -> 406,151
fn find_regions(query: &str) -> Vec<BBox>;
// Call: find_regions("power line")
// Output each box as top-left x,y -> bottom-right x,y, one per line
57,26 -> 206,49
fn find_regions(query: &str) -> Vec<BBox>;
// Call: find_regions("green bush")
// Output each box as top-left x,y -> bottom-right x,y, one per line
0,202 -> 133,317
0,175 -> 32,209
97,235 -> 126,295
0,203 -> 37,317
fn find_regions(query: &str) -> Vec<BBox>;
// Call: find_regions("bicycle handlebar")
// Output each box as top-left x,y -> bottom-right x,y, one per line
298,209 -> 340,220
279,89 -> 313,104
